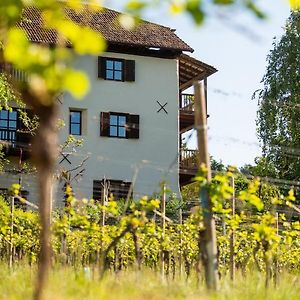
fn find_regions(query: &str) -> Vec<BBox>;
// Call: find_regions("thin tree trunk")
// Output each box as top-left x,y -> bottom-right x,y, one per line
132,231 -> 142,271
33,104 -> 58,300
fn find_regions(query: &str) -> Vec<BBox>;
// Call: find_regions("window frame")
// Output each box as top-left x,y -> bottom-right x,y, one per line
69,110 -> 82,136
109,112 -> 127,139
105,58 -> 124,82
100,112 -> 139,139
98,57 -> 135,82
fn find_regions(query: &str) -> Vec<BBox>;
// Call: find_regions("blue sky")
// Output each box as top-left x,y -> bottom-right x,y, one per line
107,0 -> 291,167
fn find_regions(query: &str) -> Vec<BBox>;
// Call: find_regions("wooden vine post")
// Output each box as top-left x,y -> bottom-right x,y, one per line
160,183 -> 167,278
229,176 -> 236,281
9,195 -> 15,269
194,81 -> 218,290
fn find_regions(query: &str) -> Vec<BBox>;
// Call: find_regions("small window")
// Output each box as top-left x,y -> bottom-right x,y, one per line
93,179 -> 132,201
69,110 -> 82,135
98,57 -> 135,82
100,112 -> 139,139
106,59 -> 123,81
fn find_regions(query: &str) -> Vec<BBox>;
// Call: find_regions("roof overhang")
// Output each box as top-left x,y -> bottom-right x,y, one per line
179,54 -> 217,91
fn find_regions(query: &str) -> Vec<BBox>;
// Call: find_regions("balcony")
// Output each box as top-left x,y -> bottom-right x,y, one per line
179,93 -> 195,133
179,149 -> 198,186
0,63 -> 28,82
0,128 -> 31,160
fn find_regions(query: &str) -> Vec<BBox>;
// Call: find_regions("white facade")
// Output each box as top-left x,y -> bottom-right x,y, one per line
0,8 -> 217,206
55,51 -> 180,204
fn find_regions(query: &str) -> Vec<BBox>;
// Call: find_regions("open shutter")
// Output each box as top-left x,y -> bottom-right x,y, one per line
127,114 -> 139,139
93,180 -> 103,201
124,60 -> 135,82
100,112 -> 110,136
17,109 -> 32,144
98,57 -> 106,79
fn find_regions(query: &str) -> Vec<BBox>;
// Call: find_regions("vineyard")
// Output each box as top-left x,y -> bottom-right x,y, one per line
1,170 -> 300,299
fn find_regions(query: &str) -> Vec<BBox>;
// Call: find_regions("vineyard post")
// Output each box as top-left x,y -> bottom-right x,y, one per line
100,180 -> 107,264
194,81 -> 218,290
179,205 -> 183,278
274,211 -> 279,286
101,181 -> 107,227
229,176 -> 235,281
160,183 -> 166,278
9,195 -> 15,268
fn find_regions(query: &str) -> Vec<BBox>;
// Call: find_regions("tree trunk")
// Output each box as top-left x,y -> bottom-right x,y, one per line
32,103 -> 58,300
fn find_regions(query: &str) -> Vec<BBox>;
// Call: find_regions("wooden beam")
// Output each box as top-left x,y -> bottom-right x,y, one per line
180,71 -> 207,91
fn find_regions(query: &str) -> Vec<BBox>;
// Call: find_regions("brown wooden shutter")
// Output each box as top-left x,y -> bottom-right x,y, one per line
127,114 -> 139,139
17,109 -> 32,144
98,57 -> 106,79
93,180 -> 103,201
124,60 -> 135,82
100,112 -> 110,136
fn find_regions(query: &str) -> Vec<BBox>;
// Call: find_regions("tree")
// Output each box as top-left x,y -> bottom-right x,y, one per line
256,10 -> 300,181
240,156 -> 279,178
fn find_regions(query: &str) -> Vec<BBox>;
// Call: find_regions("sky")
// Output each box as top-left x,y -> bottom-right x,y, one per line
107,0 -> 291,167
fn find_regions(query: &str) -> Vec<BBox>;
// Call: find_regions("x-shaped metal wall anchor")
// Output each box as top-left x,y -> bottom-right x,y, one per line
59,152 -> 72,165
156,101 -> 168,114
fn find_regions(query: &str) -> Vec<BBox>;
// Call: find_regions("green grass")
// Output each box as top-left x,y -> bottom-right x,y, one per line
0,264 -> 299,300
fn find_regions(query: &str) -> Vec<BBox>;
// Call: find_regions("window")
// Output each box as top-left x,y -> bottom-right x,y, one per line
93,179 -> 132,201
109,114 -> 126,138
100,112 -> 139,139
106,59 -> 123,81
69,110 -> 82,135
0,110 -> 17,142
98,57 -> 135,82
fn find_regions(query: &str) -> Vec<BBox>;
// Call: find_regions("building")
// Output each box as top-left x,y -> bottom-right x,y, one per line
0,6 -> 217,206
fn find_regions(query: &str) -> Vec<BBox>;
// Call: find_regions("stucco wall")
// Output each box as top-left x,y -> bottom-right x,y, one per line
58,52 -> 180,204
0,52 -> 181,206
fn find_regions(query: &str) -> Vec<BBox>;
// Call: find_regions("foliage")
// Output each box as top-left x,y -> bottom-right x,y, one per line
2,170 -> 300,285
255,10 -> 300,181
240,156 -> 279,178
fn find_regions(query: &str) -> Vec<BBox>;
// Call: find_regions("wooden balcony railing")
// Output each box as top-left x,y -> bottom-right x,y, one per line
0,63 -> 28,82
0,128 -> 17,143
180,93 -> 194,112
180,149 -> 198,171
0,128 -> 32,158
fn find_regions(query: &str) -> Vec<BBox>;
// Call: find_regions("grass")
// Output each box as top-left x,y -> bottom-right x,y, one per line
0,264 -> 299,300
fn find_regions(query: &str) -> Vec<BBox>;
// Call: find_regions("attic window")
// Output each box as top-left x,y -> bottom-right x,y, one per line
98,57 -> 135,82
148,47 -> 160,51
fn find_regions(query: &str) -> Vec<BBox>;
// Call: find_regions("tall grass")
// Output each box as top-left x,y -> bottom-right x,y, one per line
0,264 -> 299,300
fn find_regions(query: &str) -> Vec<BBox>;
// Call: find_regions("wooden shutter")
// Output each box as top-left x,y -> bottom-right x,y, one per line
127,114 -> 139,139
17,109 -> 32,144
100,112 -> 110,136
93,180 -> 103,201
98,57 -> 106,79
124,60 -> 135,82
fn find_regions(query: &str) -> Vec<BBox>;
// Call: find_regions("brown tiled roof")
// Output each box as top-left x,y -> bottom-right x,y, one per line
19,6 -> 193,52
